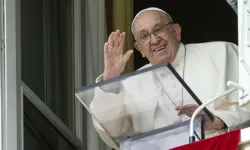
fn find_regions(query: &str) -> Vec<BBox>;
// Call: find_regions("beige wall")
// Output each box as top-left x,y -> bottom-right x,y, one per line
105,0 -> 134,73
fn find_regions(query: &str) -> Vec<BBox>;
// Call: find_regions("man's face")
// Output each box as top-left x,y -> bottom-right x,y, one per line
133,11 -> 181,65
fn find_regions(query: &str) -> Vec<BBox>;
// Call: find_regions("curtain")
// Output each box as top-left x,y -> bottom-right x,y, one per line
82,0 -> 134,149
113,0 -> 134,74
83,0 -> 111,150
105,0 -> 134,74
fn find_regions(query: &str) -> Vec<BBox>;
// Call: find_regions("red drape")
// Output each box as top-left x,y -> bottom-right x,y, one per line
170,129 -> 240,150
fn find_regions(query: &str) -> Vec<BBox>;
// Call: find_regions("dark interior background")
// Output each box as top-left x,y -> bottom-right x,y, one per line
133,0 -> 238,70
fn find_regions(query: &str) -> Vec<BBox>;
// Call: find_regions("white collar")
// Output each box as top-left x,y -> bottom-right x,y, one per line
172,43 -> 185,67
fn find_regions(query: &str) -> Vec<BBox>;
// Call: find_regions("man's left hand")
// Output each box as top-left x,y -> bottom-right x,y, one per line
175,104 -> 225,130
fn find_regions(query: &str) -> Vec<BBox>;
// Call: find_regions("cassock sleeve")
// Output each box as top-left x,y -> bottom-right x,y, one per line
213,42 -> 250,130
90,74 -> 134,149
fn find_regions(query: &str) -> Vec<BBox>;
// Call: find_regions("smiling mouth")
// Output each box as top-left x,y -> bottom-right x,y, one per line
153,45 -> 166,52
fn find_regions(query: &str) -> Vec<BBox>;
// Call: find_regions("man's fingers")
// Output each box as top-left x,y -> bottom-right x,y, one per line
108,32 -> 114,42
114,30 -> 120,47
177,106 -> 188,113
177,104 -> 215,130
122,50 -> 133,63
108,32 -> 115,48
118,32 -> 126,49
176,107 -> 186,116
177,111 -> 183,116
179,105 -> 198,113
177,107 -> 190,116
177,105 -> 199,117
204,122 -> 210,130
175,106 -> 181,111
182,104 -> 197,109
104,43 -> 113,58
203,116 -> 215,130
177,110 -> 193,117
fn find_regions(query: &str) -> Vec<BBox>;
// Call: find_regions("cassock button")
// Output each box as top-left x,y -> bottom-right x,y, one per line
172,84 -> 176,88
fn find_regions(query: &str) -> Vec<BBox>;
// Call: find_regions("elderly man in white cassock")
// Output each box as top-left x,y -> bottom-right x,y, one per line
90,7 -> 250,149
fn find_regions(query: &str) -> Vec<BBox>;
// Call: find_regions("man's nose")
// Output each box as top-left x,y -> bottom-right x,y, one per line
150,34 -> 160,44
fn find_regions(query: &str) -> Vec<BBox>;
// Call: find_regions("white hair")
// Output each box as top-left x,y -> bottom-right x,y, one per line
131,7 -> 173,32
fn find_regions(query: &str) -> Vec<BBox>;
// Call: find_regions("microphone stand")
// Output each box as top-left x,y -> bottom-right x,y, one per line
189,81 -> 248,143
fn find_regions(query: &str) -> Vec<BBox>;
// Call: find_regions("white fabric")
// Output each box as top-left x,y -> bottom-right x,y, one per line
131,7 -> 173,32
91,42 -> 250,149
238,0 -> 250,106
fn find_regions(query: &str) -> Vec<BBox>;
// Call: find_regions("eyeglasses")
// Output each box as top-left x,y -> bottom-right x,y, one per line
136,22 -> 173,44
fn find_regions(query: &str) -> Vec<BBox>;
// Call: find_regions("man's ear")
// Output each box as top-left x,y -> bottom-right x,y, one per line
134,42 -> 145,57
173,23 -> 182,42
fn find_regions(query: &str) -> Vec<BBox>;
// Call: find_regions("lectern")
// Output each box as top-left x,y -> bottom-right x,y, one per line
75,63 -> 213,149
120,117 -> 204,150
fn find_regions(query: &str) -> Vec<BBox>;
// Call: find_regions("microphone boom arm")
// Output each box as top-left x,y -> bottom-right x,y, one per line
189,81 -> 247,143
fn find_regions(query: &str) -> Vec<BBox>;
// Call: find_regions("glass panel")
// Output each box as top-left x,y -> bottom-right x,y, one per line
0,0 -> 3,145
76,63 -> 212,145
24,125 -> 50,150
120,117 -> 203,150
21,0 -> 74,130
24,95 -> 76,150
21,0 -> 45,100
